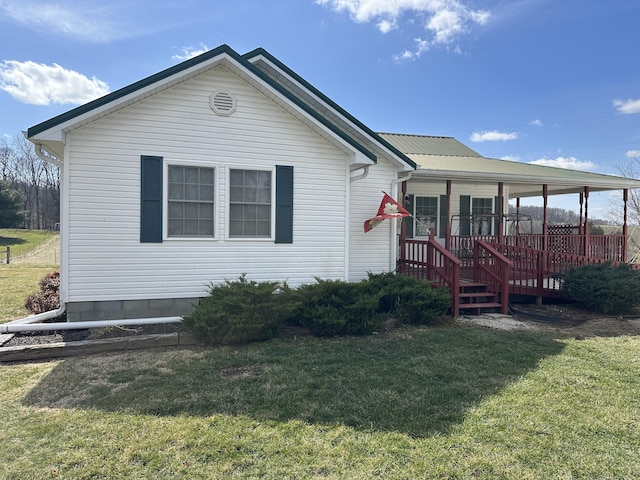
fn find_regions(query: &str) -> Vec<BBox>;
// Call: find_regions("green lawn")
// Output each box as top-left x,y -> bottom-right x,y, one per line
0,228 -> 57,259
0,229 -> 59,322
2,326 -> 639,479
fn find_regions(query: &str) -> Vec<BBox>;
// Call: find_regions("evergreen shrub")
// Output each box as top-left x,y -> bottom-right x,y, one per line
364,272 -> 451,324
561,262 -> 640,314
295,279 -> 381,336
182,275 -> 297,345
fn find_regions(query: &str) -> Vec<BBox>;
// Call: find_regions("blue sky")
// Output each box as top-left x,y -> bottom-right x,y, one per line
1,0 -> 639,217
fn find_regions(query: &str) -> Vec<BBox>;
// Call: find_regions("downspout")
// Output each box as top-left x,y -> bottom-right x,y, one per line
390,173 -> 413,271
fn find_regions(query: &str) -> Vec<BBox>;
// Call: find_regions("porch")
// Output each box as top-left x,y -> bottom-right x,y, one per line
397,231 -> 629,317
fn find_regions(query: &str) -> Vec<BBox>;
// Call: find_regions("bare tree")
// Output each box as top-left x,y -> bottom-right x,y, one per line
607,156 -> 640,226
2,134 -> 60,230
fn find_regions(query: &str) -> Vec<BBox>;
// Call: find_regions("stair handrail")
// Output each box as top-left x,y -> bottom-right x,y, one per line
426,233 -> 462,317
474,240 -> 512,314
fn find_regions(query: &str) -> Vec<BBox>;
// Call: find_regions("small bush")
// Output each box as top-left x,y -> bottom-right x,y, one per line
295,279 -> 381,336
24,271 -> 60,314
364,272 -> 450,324
182,275 -> 297,345
562,262 -> 640,314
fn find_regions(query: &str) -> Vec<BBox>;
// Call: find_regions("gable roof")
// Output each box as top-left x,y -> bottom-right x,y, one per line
27,44 -> 384,166
243,48 -> 417,171
377,132 -> 481,157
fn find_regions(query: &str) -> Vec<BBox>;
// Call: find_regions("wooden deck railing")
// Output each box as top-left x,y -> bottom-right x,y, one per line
485,242 -> 614,298
398,238 -> 462,316
451,234 -> 627,262
474,240 -> 511,314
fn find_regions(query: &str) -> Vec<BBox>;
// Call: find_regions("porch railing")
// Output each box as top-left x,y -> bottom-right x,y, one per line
398,238 -> 461,316
451,234 -> 627,263
474,240 -> 511,314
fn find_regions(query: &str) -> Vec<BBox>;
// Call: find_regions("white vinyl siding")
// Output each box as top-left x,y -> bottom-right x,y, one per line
64,66 -> 349,302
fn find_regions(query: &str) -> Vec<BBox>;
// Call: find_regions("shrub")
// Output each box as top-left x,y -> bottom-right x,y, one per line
364,272 -> 450,324
561,262 -> 640,314
295,279 -> 382,336
182,275 -> 297,345
24,271 -> 60,314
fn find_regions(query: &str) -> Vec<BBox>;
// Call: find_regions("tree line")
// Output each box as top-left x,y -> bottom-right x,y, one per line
0,135 -> 60,230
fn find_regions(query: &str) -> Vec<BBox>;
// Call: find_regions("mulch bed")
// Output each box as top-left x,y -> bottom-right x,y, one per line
1,323 -> 187,348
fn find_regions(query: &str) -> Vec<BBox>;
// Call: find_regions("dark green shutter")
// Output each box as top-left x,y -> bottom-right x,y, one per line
140,156 -> 163,243
404,194 -> 415,238
439,195 -> 447,238
275,165 -> 294,244
459,195 -> 471,235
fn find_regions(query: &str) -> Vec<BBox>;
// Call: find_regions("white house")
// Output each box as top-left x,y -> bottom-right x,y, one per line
27,45 -> 640,321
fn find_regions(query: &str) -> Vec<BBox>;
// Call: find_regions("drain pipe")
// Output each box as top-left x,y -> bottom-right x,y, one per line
5,304 -> 67,327
0,315 -> 182,334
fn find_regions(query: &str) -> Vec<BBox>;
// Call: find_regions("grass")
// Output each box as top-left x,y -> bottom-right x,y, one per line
1,327 -> 640,479
0,228 -> 57,259
0,229 -> 59,322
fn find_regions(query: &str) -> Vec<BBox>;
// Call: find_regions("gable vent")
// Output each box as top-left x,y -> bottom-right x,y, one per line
210,90 -> 236,116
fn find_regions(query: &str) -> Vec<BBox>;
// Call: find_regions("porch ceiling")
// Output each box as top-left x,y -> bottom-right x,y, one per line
407,154 -> 640,198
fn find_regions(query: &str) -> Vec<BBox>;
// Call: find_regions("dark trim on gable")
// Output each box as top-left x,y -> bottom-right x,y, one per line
243,48 -> 417,171
27,45 -> 377,164
28,45 -> 233,138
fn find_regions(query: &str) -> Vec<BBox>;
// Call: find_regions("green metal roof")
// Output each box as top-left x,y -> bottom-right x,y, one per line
378,132 -> 482,157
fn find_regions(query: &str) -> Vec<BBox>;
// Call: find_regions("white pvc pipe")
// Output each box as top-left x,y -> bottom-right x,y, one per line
0,316 -> 182,334
3,304 -> 67,326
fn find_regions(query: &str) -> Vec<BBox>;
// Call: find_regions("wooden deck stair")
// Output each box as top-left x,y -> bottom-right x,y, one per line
457,281 -> 503,315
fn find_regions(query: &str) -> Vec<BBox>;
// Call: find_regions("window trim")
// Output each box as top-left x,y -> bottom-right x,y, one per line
226,165 -> 276,241
163,160 -> 218,241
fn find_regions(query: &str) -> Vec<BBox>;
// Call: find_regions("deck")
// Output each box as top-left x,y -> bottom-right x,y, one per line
398,233 -> 630,316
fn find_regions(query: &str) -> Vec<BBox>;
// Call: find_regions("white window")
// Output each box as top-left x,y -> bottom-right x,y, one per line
471,197 -> 493,235
167,165 -> 215,237
229,169 -> 272,238
415,196 -> 438,237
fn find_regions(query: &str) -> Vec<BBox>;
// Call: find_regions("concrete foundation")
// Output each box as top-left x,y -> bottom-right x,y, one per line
66,297 -> 200,322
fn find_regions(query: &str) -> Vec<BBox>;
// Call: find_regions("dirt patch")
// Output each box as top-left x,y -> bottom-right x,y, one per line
511,303 -> 640,338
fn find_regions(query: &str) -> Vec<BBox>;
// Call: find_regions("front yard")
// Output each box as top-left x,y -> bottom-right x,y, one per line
2,323 -> 640,479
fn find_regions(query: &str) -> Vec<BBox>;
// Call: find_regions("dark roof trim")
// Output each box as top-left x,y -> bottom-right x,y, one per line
27,45 -> 377,163
28,44 -> 232,138
243,48 -> 417,170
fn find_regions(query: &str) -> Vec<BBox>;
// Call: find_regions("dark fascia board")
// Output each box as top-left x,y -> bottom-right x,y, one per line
27,44 -> 232,138
27,45 -> 377,164
244,47 -> 417,171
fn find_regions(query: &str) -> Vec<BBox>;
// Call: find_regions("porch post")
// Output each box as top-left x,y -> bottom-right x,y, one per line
399,180 -> 408,269
516,198 -> 521,235
497,182 -> 504,242
579,192 -> 584,234
623,189 -> 629,261
445,180 -> 452,251
584,186 -> 590,257
542,184 -> 548,251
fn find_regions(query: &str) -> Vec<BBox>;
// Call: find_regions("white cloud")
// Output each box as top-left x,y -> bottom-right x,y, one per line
529,119 -> 543,127
613,98 -> 640,114
529,156 -> 596,171
0,60 -> 110,105
0,1 -> 125,42
172,44 -> 211,62
469,130 -> 519,142
627,150 -> 640,158
316,0 -> 491,58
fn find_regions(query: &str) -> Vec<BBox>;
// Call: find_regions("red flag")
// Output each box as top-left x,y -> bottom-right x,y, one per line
364,193 -> 411,233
